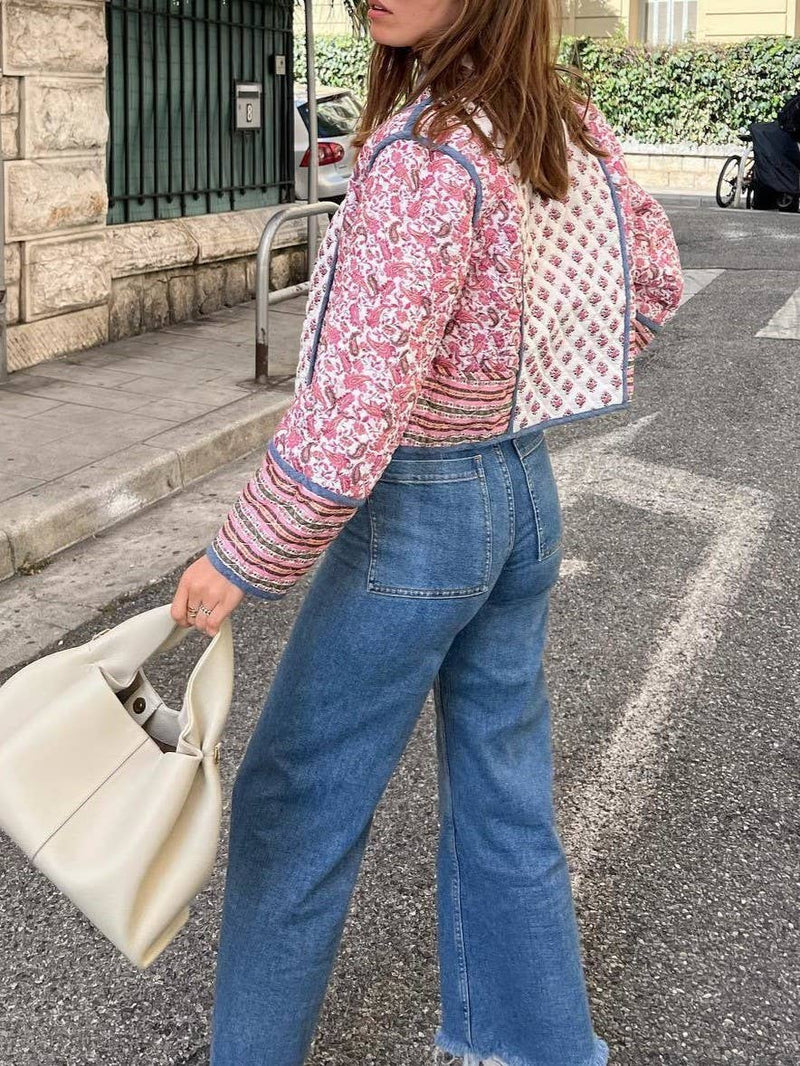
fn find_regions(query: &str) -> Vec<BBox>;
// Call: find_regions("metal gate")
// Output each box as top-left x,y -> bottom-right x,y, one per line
105,0 -> 295,224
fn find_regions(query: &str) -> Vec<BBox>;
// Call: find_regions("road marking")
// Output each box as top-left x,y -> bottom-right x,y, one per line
550,418 -> 775,896
560,558 -> 590,579
679,268 -> 724,307
755,284 -> 800,340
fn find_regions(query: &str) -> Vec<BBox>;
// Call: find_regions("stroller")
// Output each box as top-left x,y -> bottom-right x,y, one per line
716,90 -> 800,211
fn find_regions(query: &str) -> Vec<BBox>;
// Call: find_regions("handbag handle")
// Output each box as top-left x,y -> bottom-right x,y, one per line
89,605 -> 200,688
88,605 -> 234,758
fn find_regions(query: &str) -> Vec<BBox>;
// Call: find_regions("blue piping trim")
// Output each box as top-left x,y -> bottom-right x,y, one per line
205,545 -> 289,601
267,440 -> 365,508
636,310 -> 661,333
305,240 -> 340,386
368,133 -> 483,225
501,400 -> 633,439
367,96 -> 484,226
598,155 -> 633,404
403,96 -> 432,132
532,399 -> 631,432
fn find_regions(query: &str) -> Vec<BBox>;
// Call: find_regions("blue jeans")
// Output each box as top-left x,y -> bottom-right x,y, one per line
209,430 -> 609,1066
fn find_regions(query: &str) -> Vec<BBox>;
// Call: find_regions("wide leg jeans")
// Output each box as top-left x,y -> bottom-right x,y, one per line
209,430 -> 609,1066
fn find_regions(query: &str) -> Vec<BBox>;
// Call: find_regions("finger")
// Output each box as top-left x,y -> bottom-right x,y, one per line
192,598 -> 221,636
171,574 -> 191,627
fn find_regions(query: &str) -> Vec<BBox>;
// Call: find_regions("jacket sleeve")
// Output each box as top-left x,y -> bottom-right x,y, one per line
581,101 -> 684,353
206,137 -> 478,599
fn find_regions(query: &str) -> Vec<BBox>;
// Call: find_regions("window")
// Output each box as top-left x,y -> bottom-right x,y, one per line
106,0 -> 295,224
642,0 -> 697,44
297,92 -> 362,138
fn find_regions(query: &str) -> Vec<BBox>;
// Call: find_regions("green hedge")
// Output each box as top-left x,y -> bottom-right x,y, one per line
565,35 -> 800,143
293,33 -> 800,145
293,34 -> 373,96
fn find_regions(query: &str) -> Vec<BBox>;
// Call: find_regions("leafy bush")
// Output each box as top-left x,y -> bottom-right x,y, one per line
564,35 -> 800,143
293,32 -> 800,144
293,34 -> 373,96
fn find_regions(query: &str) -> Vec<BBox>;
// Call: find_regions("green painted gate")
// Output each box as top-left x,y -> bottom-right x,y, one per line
105,0 -> 295,224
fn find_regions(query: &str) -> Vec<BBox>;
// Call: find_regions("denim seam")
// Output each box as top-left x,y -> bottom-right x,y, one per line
434,674 -> 473,1044
516,450 -> 560,562
493,443 -> 515,558
380,473 -> 481,485
366,458 -> 492,597
514,432 -> 545,461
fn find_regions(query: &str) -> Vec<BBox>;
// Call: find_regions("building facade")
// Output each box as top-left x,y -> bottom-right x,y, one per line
295,0 -> 800,45
295,0 -> 351,35
562,0 -> 800,45
1,0 -> 307,373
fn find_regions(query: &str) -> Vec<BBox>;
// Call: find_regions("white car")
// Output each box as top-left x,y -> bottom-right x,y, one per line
294,85 -> 362,203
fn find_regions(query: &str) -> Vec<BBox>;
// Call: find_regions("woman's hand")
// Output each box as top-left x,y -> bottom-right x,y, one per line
171,555 -> 245,636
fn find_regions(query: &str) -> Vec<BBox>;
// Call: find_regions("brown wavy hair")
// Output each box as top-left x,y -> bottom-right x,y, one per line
351,0 -> 607,200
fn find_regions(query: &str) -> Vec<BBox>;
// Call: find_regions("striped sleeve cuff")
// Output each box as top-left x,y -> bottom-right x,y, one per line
208,444 -> 361,600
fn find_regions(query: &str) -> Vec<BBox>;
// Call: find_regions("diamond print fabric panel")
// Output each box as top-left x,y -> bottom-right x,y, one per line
511,142 -> 629,429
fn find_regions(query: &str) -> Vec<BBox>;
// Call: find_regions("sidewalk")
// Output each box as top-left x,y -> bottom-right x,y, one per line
0,297 -> 305,583
646,189 -> 717,209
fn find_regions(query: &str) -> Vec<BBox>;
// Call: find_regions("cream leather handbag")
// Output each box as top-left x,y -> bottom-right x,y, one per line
0,603 -> 234,969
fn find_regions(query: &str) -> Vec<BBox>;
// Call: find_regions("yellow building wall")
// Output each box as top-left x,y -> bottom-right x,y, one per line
562,0 -> 626,37
562,0 -> 800,39
298,1 -> 352,36
698,0 -> 799,39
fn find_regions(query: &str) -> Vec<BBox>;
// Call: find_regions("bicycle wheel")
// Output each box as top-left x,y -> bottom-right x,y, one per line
777,193 -> 800,213
743,158 -> 756,209
716,155 -> 741,208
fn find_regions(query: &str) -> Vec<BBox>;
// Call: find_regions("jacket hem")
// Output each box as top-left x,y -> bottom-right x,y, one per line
395,400 -> 631,455
636,310 -> 662,333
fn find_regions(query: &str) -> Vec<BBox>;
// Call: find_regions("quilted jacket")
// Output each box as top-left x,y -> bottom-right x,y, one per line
207,95 -> 684,599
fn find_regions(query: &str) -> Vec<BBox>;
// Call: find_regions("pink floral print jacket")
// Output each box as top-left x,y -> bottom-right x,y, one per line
207,96 -> 684,599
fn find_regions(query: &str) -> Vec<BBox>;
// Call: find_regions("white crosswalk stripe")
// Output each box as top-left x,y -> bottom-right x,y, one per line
550,417 -> 776,898
756,284 -> 800,340
678,268 -> 724,307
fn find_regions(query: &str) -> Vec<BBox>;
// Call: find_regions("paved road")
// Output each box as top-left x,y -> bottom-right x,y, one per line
1,202 -> 798,1066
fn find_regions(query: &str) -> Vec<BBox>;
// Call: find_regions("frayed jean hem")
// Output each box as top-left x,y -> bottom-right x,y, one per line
433,1028 -> 610,1066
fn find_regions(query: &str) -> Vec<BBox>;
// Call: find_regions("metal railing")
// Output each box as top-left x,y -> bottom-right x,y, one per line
254,201 -> 339,385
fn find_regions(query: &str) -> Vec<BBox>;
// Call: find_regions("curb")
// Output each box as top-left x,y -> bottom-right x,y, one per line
0,386 -> 294,582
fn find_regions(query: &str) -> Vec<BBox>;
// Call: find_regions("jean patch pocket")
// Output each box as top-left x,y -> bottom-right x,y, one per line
366,455 -> 492,597
512,432 -> 563,562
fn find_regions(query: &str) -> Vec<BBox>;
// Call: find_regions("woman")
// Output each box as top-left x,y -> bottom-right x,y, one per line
171,0 -> 683,1062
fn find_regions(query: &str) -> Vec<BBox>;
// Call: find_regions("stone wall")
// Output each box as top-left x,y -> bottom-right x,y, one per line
621,142 -> 737,195
1,0 -> 307,373
106,210 -> 309,341
2,0 -> 109,370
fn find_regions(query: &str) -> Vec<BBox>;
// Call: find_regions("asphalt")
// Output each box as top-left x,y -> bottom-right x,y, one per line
0,201 -> 798,1066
